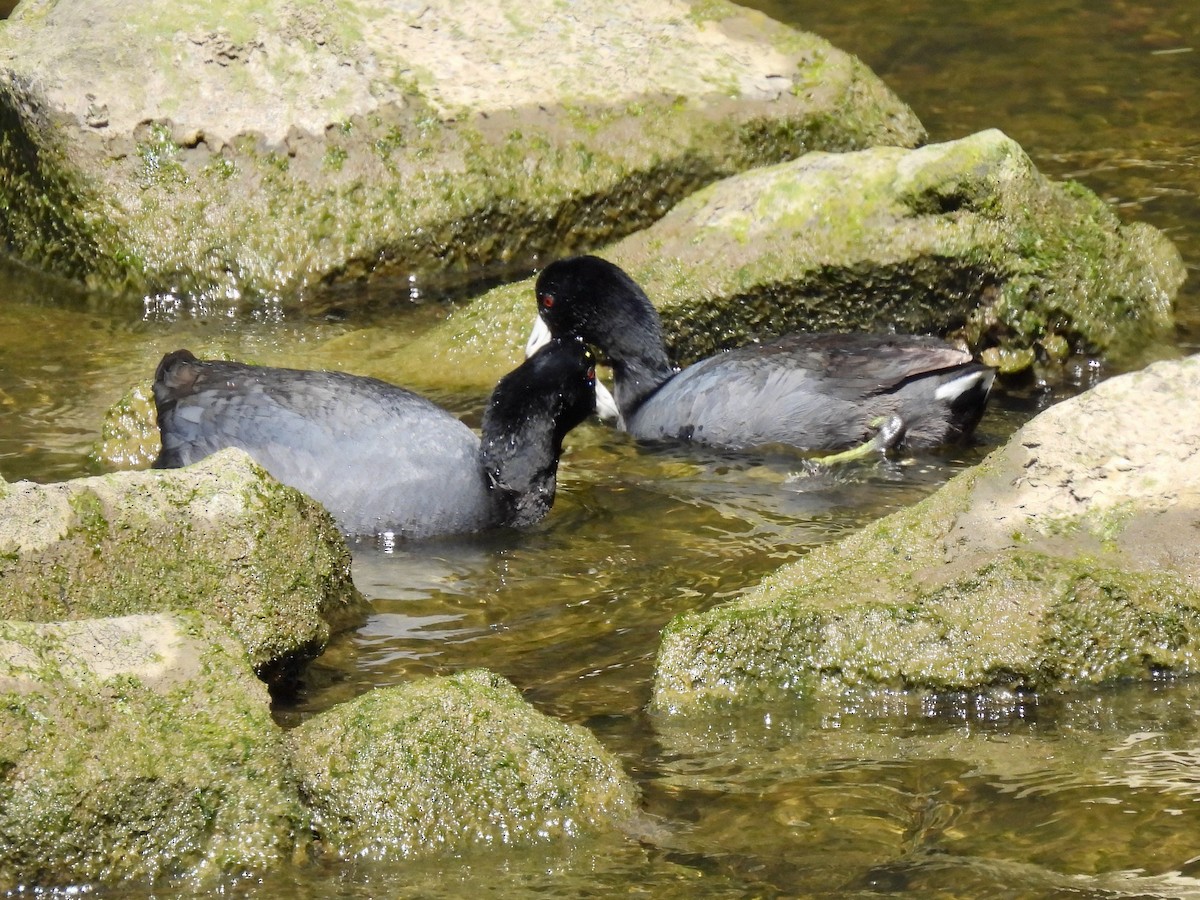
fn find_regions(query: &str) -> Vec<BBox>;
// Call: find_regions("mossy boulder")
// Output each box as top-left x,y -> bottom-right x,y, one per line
0,0 -> 924,306
0,448 -> 367,684
651,354 -> 1200,712
383,129 -> 1184,393
0,612 -> 308,891
287,669 -> 640,859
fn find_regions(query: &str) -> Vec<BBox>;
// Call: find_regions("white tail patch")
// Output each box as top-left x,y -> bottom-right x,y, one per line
934,369 -> 994,402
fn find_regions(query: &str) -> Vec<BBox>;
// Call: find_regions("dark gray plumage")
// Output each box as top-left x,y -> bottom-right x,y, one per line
532,255 -> 994,452
152,340 -> 596,539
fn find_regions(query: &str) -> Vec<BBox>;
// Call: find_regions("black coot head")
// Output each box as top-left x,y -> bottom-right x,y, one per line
534,256 -> 665,358
479,337 -> 596,527
485,336 -> 596,444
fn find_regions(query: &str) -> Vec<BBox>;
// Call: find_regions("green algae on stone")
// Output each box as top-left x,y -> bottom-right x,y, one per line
383,279 -> 535,392
0,448 -> 367,685
0,0 -> 924,307
651,355 -> 1200,712
613,129 -> 1182,369
386,130 -> 1183,394
90,381 -> 160,470
652,485 -> 1200,712
287,669 -> 640,859
0,613 -> 308,891
0,75 -> 142,292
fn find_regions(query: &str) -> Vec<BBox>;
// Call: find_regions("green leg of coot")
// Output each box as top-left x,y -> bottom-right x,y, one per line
814,415 -> 906,466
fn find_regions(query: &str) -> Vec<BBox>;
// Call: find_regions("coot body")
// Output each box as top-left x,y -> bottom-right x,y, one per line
532,255 -> 993,452
153,340 -> 596,539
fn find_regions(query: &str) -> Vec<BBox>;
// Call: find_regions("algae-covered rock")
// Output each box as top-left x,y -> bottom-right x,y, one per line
91,380 -> 159,470
386,130 -> 1184,392
0,613 -> 308,891
287,669 -> 640,859
0,448 -> 367,683
0,0 -> 923,306
651,354 -> 1200,712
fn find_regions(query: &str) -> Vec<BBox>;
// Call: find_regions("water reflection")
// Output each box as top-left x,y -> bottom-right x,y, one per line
642,681 -> 1200,896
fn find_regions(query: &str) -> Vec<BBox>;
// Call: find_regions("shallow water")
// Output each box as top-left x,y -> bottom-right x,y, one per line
3,0 -> 1200,897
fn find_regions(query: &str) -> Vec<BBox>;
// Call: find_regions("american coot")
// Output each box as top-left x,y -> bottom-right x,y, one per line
529,255 -> 994,453
152,339 -> 596,539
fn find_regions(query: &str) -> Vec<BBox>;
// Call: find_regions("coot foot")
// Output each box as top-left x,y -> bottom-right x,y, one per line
813,414 -> 907,466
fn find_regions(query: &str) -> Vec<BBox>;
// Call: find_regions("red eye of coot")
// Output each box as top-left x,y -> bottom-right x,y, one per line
586,366 -> 595,381
539,293 -> 555,309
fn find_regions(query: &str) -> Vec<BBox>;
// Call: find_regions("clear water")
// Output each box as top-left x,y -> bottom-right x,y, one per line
3,1 -> 1200,896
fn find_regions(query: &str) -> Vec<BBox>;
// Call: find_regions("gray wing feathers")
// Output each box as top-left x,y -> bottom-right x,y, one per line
625,335 -> 980,450
156,363 -> 492,537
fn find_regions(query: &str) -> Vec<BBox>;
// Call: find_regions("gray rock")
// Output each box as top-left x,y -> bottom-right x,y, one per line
0,448 -> 367,684
0,0 -> 923,306
651,354 -> 1200,712
0,613 -> 308,891
378,130 -> 1184,394
287,669 -> 640,859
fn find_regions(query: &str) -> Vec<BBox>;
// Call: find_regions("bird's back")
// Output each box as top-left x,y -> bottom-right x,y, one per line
626,333 -> 992,451
153,352 -> 492,537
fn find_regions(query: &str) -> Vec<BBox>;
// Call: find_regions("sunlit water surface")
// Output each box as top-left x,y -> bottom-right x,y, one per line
2,0 -> 1200,896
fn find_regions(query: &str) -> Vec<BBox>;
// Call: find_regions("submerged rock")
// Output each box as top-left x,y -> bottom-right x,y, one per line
0,0 -> 922,306
0,612 -> 308,891
385,130 -> 1184,392
92,381 -> 158,470
0,448 -> 367,684
651,354 -> 1200,712
287,669 -> 640,859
